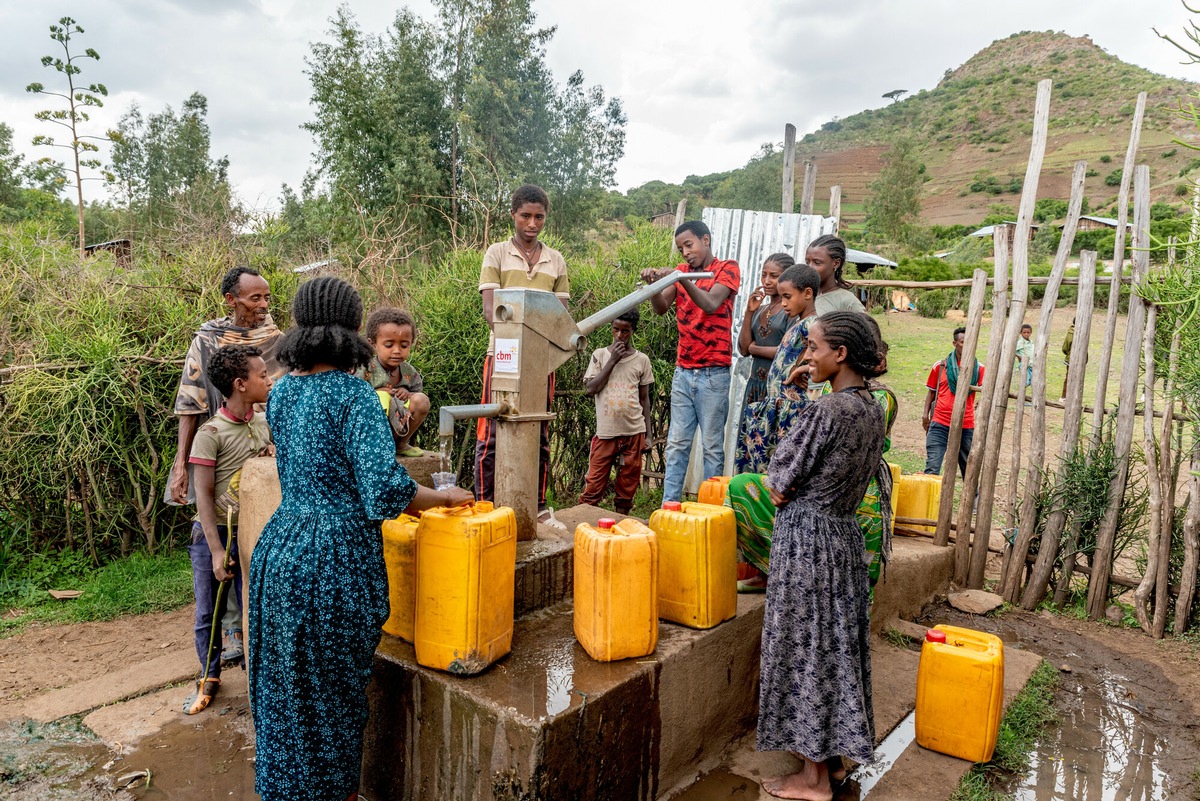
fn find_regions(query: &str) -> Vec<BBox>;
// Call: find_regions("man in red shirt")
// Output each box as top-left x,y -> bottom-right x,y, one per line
641,221 -> 740,502
922,326 -> 983,478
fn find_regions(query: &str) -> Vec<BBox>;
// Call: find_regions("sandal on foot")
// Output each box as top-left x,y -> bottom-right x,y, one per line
399,446 -> 424,458
182,678 -> 220,715
538,507 -> 567,531
737,576 -> 768,593
221,630 -> 243,665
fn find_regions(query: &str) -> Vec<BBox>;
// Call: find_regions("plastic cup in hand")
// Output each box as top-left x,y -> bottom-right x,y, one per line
432,472 -> 457,491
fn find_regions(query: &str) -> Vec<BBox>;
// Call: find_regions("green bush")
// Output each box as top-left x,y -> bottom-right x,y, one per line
1104,169 -> 1123,187
1100,154 -> 1113,163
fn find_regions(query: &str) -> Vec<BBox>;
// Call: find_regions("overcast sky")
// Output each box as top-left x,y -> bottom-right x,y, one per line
2,0 -> 1198,212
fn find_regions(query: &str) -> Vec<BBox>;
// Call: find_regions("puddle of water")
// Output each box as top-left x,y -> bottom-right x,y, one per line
0,717 -> 114,800
851,711 -> 916,798
1014,668 -> 1167,801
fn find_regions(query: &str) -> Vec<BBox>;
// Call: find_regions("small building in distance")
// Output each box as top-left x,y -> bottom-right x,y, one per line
83,239 -> 132,270
966,222 -> 1042,251
649,211 -> 677,228
1075,215 -> 1133,232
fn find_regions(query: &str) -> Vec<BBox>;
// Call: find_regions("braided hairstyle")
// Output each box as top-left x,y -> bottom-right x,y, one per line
278,276 -> 373,372
808,234 -> 852,290
764,252 -> 795,271
812,310 -> 888,379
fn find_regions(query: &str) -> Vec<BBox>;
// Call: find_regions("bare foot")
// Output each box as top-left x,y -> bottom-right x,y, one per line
760,771 -> 833,801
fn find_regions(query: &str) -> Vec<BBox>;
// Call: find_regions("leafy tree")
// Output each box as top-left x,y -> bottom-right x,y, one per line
882,89 -> 908,103
25,17 -> 113,257
864,133 -> 923,245
710,144 -> 782,211
1033,197 -> 1069,223
0,123 -> 23,209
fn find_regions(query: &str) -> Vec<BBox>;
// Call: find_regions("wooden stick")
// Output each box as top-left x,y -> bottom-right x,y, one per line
968,79 -> 1053,589
852,276 -> 1131,289
782,124 -> 797,213
1090,92 -> 1145,444
1134,305 -> 1161,635
1005,352 -> 1030,536
1000,160 -> 1087,602
1003,392 -> 1192,422
1174,442 -> 1200,635
829,185 -> 842,229
800,160 -> 817,216
1021,250 -> 1098,609
1153,328 -> 1180,639
954,234 -> 1010,581
935,269 -> 988,548
1086,164 -> 1152,620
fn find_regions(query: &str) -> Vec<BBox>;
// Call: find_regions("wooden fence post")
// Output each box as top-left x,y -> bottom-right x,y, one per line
829,185 -> 842,229
1134,305 -> 1161,634
935,269 -> 989,547
800,160 -> 817,216
967,78 -> 1053,589
1086,164 -> 1152,620
1005,352 -> 1030,537
1153,328 -> 1181,638
1021,250 -> 1098,609
999,160 -> 1087,602
782,124 -> 796,214
1175,444 -> 1200,634
954,229 -> 1010,583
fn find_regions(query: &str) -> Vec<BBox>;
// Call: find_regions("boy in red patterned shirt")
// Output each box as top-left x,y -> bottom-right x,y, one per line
641,220 -> 740,502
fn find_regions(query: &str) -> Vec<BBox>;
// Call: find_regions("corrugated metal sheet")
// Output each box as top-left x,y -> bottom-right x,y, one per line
680,208 -> 837,493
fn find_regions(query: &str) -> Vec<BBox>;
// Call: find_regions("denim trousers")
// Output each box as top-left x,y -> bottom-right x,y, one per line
663,366 -> 731,502
923,421 -> 974,479
189,523 -> 242,679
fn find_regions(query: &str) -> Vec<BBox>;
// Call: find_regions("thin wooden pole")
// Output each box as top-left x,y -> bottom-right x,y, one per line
1174,443 -> 1200,635
968,78 -> 1054,589
1021,250 -> 1098,609
1134,305 -> 1161,634
1086,164 -> 1152,620
1005,352 -> 1030,536
935,269 -> 988,547
670,198 -> 687,255
954,229 -> 1010,583
1153,328 -> 1180,639
829,185 -> 842,229
782,124 -> 797,214
800,160 -> 817,216
1000,160 -> 1088,602
1090,92 -> 1145,445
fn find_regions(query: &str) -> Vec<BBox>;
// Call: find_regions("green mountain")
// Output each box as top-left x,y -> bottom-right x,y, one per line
618,31 -> 1200,228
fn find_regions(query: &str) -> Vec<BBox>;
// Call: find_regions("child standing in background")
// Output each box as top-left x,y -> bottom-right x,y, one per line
738,253 -> 796,407
578,309 -> 654,515
1015,323 -> 1034,388
360,308 -> 430,458
184,344 -> 274,715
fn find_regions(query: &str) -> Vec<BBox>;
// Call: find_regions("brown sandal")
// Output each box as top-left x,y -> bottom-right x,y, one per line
182,677 -> 220,715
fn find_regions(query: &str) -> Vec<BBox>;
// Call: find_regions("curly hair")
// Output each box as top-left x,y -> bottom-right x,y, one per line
615,307 -> 640,330
278,277 -> 373,372
812,311 -> 888,379
208,344 -> 262,397
220,266 -> 262,298
511,184 -> 550,213
777,263 -> 821,296
365,307 -> 416,342
807,234 -> 852,290
674,220 -> 711,241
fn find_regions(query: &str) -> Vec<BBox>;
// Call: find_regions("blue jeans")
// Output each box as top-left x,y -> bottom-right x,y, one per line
189,523 -> 242,679
663,366 -> 731,502
924,422 -> 973,479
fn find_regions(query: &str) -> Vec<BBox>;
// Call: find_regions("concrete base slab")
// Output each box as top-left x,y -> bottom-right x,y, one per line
362,595 -> 765,801
871,538 -> 955,633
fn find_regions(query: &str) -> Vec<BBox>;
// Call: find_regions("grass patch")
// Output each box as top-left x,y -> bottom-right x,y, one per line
0,549 -> 193,637
950,660 -> 1060,801
883,626 -> 911,649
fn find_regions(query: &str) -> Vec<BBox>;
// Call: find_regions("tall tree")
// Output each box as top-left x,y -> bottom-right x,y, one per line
0,123 -> 23,210
864,133 -> 924,245
25,16 -> 112,257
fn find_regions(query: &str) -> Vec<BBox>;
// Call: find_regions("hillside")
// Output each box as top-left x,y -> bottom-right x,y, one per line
624,31 -> 1200,227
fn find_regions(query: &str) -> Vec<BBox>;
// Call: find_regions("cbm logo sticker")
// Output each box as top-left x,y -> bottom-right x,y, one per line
494,339 -> 520,374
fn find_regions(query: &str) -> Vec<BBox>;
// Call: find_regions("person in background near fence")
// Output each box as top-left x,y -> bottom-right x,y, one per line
475,184 -> 569,528
249,277 -> 473,801
183,344 -> 273,716
578,308 -> 654,515
168,265 -> 284,668
757,310 -> 891,799
641,220 -> 741,503
729,263 -> 821,593
738,253 -> 796,407
922,326 -> 983,479
808,234 -> 863,317
358,307 -> 430,458
1059,321 -> 1075,403
1015,323 -> 1034,388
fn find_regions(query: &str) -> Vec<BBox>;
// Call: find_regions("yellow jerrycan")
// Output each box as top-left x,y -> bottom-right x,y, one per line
915,625 -> 1005,762
574,518 -> 659,662
697,475 -> 732,506
381,514 -> 420,642
649,501 -> 737,629
896,473 -> 942,532
414,502 -> 516,675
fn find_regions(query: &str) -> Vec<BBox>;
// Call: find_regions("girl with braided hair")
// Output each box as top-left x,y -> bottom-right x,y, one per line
807,234 -> 864,317
249,276 -> 473,801
757,311 -> 892,800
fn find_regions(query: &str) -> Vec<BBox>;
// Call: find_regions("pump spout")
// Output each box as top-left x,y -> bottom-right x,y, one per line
439,403 -> 504,439
574,270 -> 715,338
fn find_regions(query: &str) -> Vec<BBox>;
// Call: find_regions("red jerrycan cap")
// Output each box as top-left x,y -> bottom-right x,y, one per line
662,501 -> 682,511
925,629 -> 947,644
597,518 -> 616,529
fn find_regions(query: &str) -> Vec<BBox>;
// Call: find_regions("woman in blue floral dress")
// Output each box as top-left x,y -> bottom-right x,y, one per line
758,311 -> 891,800
249,277 -> 472,801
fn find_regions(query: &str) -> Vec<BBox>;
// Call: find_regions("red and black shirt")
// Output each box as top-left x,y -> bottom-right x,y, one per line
674,259 -> 740,369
